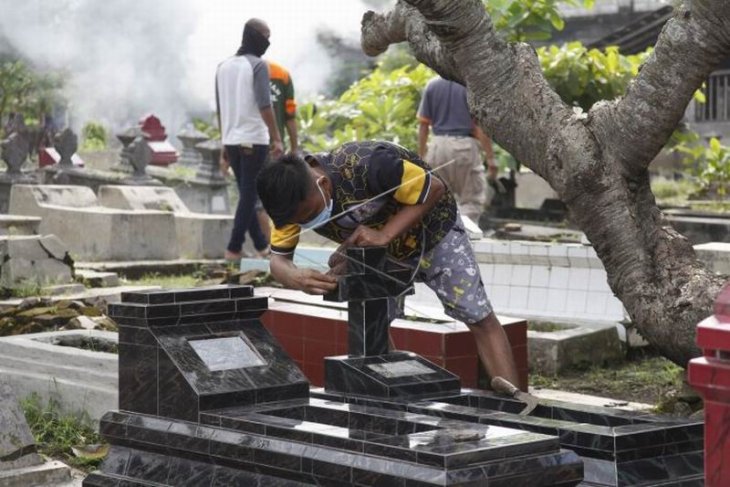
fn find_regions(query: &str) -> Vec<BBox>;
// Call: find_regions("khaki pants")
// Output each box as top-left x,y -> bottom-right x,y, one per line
426,135 -> 486,222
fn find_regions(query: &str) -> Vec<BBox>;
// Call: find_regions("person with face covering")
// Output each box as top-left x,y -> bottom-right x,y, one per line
256,141 -> 521,388
216,18 -> 283,260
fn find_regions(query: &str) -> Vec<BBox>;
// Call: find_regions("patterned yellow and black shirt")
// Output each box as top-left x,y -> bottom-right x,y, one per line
270,141 -> 457,261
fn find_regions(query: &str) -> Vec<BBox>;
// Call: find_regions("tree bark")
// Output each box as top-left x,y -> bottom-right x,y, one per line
361,0 -> 730,366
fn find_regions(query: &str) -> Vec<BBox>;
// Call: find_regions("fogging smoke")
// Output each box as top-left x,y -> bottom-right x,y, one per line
0,0 -> 373,135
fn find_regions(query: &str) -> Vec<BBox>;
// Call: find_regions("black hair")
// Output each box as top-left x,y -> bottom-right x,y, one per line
256,154 -> 314,227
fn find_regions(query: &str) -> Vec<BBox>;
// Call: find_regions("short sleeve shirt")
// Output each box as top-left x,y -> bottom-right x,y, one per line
270,141 -> 457,261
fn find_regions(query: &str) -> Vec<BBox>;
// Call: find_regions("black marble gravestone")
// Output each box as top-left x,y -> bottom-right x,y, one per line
323,246 -> 461,399
86,284 -> 585,486
311,251 -> 704,486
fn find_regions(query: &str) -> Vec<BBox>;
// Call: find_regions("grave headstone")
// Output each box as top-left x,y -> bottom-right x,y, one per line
113,126 -> 142,173
138,114 -> 178,166
0,132 -> 37,212
176,127 -> 208,167
39,128 -> 85,170
55,128 -> 78,167
1,132 -> 31,176
86,284 -> 584,486
194,139 -> 225,182
323,246 -> 462,398
129,136 -> 152,179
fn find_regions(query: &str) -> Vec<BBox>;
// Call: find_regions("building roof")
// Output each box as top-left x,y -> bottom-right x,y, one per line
587,6 -> 673,54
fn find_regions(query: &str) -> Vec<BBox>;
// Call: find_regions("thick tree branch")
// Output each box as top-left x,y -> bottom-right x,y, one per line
362,0 -> 584,191
590,2 -> 730,173
362,3 -> 461,82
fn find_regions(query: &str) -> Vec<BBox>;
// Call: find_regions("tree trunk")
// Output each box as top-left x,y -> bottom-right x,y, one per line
361,0 -> 730,366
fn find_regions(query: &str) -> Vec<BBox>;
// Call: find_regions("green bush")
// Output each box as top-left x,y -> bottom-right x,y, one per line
539,43 -> 650,111
81,121 -> 107,151
672,133 -> 730,196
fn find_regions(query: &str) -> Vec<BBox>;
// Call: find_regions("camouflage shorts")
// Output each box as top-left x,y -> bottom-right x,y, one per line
393,219 -> 493,325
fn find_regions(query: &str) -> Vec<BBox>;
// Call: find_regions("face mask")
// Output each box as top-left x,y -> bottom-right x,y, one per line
300,177 -> 332,230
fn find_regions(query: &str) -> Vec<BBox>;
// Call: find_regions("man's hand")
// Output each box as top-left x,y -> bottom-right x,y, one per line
345,226 -> 393,247
295,268 -> 338,295
270,140 -> 284,160
219,153 -> 230,177
487,160 -> 498,181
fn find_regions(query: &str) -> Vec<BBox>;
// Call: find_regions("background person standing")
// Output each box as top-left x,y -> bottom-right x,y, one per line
216,18 -> 283,260
254,60 -> 299,243
418,76 -> 497,223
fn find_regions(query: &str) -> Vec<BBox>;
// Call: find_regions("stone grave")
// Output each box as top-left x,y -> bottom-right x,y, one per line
138,114 -> 178,166
9,184 -> 177,261
38,128 -> 85,169
42,131 -> 163,192
0,130 -> 39,212
98,184 -> 233,259
0,330 -> 117,422
323,246 -> 462,399
0,382 -> 71,486
111,126 -> 142,173
177,126 -> 208,167
310,249 -> 703,486
86,284 -> 584,486
147,138 -> 231,214
0,233 -> 74,289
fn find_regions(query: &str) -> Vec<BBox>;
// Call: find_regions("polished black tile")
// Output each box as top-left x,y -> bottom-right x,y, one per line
118,343 -> 157,415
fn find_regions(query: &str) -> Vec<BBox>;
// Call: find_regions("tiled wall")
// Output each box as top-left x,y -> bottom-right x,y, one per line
408,240 -> 627,325
258,293 -> 528,391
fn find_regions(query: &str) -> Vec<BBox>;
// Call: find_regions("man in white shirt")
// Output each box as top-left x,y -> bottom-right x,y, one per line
216,18 -> 283,260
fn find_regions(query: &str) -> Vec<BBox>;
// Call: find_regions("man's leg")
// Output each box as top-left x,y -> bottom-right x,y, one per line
417,220 -> 519,386
226,146 -> 246,255
228,145 -> 269,254
459,138 -> 487,223
467,313 -> 520,386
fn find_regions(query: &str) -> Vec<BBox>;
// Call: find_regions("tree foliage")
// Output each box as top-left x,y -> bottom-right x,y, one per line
539,43 -> 649,111
485,0 -> 594,43
299,62 -> 433,152
0,60 -> 64,137
672,131 -> 730,196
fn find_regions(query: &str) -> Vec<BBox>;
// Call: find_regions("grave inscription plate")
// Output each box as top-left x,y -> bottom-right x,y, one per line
190,336 -> 265,371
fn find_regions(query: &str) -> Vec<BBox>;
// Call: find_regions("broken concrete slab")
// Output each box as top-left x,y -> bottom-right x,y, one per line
74,269 -> 120,288
528,321 -> 624,375
8,185 -> 178,261
0,381 -> 72,485
0,215 -> 41,236
0,235 -> 74,288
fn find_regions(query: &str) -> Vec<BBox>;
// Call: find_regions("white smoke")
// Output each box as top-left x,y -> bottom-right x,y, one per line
0,0 -> 374,136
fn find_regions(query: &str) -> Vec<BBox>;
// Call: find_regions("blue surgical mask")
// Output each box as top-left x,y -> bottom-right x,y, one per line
300,177 -> 332,230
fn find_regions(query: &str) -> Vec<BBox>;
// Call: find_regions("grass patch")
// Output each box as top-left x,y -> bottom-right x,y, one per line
530,350 -> 685,408
1,280 -> 44,299
689,200 -> 730,213
527,321 -> 575,332
21,393 -> 106,472
123,272 -> 200,289
651,177 -> 698,206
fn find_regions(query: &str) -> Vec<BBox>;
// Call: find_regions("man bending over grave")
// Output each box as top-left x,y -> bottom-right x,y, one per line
256,141 -> 520,386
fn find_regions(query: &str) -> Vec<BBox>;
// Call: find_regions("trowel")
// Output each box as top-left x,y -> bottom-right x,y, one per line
491,376 -> 540,415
